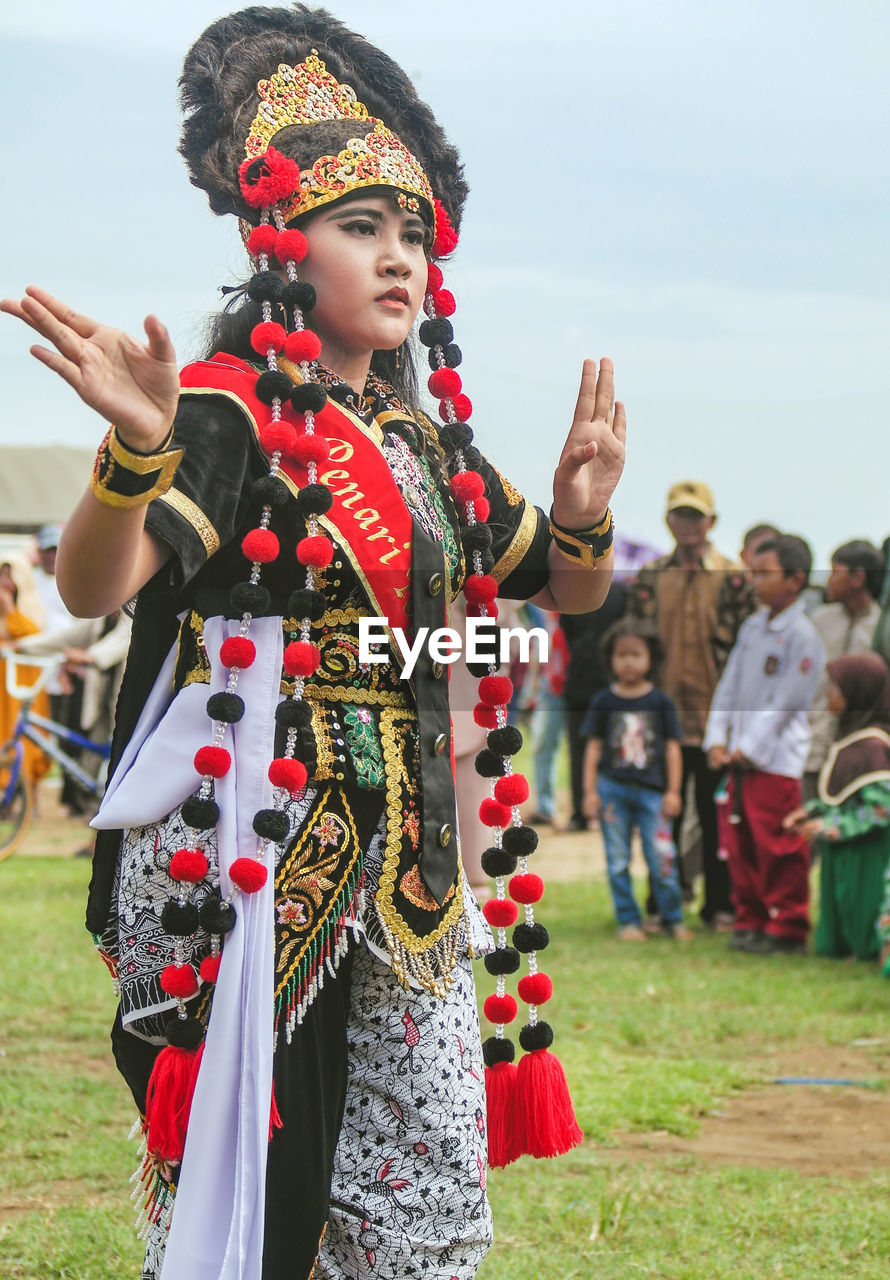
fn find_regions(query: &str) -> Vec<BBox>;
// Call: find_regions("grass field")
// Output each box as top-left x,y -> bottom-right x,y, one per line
1,852 -> 889,1279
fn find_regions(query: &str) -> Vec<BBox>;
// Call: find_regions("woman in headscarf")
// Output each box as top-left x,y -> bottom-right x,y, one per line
786,651 -> 890,960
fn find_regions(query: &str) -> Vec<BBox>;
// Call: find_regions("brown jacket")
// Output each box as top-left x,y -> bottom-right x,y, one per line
628,545 -> 753,745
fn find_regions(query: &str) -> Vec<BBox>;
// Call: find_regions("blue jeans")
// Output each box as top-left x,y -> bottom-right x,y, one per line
598,776 -> 684,927
531,688 -> 564,819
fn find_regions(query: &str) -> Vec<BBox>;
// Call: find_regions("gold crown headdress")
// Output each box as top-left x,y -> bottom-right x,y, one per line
243,51 -> 434,226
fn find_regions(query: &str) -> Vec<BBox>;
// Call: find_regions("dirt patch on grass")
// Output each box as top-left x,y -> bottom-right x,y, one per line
611,1044 -> 890,1177
0,1179 -> 121,1223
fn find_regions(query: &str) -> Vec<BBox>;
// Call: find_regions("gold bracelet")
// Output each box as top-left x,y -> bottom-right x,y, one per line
90,426 -> 183,510
548,507 -> 614,569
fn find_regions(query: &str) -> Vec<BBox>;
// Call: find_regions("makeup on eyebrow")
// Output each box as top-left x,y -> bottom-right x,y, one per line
326,205 -> 384,221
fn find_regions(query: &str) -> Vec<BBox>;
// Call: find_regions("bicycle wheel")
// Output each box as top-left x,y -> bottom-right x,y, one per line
0,759 -> 32,862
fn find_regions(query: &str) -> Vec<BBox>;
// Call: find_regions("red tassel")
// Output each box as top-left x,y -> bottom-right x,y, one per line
269,1083 -> 283,1143
143,1042 -> 204,1163
484,1060 -> 521,1168
513,1049 -> 583,1159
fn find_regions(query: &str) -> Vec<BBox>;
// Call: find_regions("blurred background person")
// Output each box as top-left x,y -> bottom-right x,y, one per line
0,556 -> 50,787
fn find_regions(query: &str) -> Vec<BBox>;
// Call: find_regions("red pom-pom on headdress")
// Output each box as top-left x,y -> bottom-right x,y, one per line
238,147 -> 301,209
427,263 -> 444,292
432,199 -> 459,258
428,368 -> 462,399
284,330 -> 322,364
275,228 -> 308,264
250,321 -> 287,356
247,224 -> 279,257
431,289 -> 456,317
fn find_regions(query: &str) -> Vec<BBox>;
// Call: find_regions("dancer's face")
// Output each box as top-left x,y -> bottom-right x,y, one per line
297,193 -> 429,370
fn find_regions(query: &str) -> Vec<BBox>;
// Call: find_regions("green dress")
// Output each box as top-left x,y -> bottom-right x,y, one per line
806,780 -> 890,960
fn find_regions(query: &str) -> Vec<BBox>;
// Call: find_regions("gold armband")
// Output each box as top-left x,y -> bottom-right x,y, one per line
548,507 -> 614,569
90,426 -> 183,510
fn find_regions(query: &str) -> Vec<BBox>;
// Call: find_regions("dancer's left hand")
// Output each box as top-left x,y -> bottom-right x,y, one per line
552,358 -> 626,529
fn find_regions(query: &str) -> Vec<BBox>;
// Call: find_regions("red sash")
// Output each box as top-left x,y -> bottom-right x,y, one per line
179,355 -> 413,637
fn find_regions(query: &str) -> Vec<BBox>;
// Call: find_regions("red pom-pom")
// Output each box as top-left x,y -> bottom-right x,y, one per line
464,496 -> 490,524
283,330 -> 322,364
194,746 -> 231,779
479,797 -> 513,828
483,993 -> 518,1025
274,228 -> 308,265
486,1060 -> 520,1169
297,535 -> 334,567
509,872 -> 545,904
292,434 -> 330,466
431,288 -> 456,317
479,675 -> 514,707
238,147 -> 301,208
473,703 -> 499,729
199,954 -> 222,984
428,368 -> 462,399
169,849 -> 209,884
449,470 -> 485,503
160,963 -> 199,999
483,898 -> 519,929
283,641 -> 320,677
426,262 -> 444,292
268,758 -> 308,793
495,774 -> 530,807
247,224 -> 279,257
260,421 -> 298,457
466,599 -> 498,620
229,857 -> 268,895
250,321 -> 287,355
438,394 -> 473,423
517,973 -> 553,1006
463,574 -> 498,605
432,199 -> 459,258
241,528 -> 280,564
220,636 -> 256,669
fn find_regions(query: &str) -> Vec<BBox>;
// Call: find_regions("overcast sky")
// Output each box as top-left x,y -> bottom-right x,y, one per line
1,0 -> 887,567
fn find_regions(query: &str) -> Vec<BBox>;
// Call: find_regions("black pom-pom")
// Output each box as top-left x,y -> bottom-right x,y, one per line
481,846 -> 518,878
253,809 -> 290,842
488,726 -> 523,756
295,484 -> 333,516
484,946 -> 521,976
482,1036 -> 516,1067
466,660 -> 501,679
230,582 -> 271,615
181,795 -> 220,830
427,342 -> 463,370
461,523 -> 493,553
254,369 -> 294,405
290,384 -> 328,413
287,588 -> 326,621
476,549 -> 495,574
206,692 -> 245,724
165,1015 -> 204,1050
438,422 -> 474,452
519,1021 -> 554,1052
502,826 -> 539,858
474,748 -> 504,778
161,900 -> 200,936
513,922 -> 550,953
246,272 -> 285,304
282,280 -> 317,312
199,896 -> 236,935
251,474 -> 290,507
275,698 -> 313,728
418,317 -> 454,348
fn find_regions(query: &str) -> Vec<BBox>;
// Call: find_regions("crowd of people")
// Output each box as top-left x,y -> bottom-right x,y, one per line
524,480 -> 890,971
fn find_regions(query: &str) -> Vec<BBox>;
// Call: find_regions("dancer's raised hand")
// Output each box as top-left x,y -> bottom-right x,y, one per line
1,286 -> 179,450
552,357 -> 626,529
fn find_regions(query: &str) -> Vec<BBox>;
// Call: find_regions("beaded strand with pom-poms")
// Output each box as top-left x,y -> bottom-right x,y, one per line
419,203 -> 582,1167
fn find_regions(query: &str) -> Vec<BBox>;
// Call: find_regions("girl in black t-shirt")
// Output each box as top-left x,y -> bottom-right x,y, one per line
582,620 -> 692,940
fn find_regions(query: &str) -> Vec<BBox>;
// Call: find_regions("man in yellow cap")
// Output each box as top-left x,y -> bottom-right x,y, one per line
628,482 -> 753,928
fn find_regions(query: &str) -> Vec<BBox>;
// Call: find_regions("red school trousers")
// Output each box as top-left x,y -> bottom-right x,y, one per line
725,770 -> 809,941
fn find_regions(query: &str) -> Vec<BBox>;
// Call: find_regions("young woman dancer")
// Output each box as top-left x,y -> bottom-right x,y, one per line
3,7 -> 626,1277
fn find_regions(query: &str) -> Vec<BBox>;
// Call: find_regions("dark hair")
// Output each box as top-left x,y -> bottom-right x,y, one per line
599,617 -> 664,678
754,534 -> 813,585
743,522 -> 781,548
831,539 -> 884,600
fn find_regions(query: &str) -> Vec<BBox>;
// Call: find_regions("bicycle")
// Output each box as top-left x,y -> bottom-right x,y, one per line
0,649 -> 111,861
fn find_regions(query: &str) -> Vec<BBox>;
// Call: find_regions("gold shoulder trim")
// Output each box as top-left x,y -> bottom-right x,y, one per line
157,487 -> 220,556
491,501 -> 537,585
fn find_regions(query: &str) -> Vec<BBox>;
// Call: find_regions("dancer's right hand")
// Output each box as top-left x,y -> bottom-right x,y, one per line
1,286 -> 179,451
